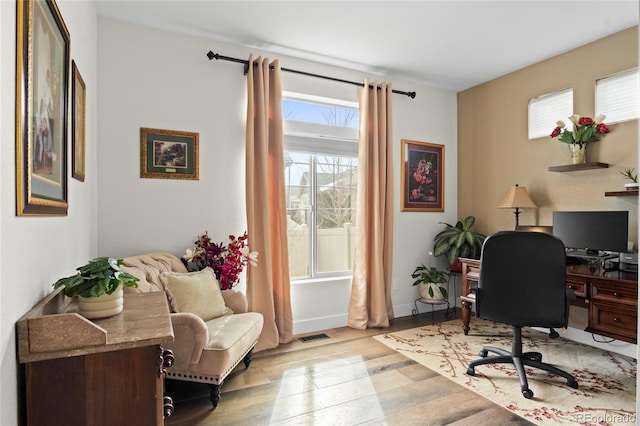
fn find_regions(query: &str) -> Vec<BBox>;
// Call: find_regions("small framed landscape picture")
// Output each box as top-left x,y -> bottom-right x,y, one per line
401,139 -> 444,212
140,127 -> 199,180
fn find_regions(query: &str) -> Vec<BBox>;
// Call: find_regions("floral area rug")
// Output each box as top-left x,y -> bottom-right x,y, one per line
374,319 -> 636,425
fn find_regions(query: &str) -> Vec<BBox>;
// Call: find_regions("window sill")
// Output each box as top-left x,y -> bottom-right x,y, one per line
292,275 -> 352,285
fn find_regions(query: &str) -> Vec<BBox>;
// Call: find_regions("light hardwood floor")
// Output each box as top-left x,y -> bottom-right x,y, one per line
165,310 -> 533,425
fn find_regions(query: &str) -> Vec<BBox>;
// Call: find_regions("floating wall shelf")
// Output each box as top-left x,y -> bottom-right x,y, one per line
548,162 -> 609,172
604,190 -> 639,197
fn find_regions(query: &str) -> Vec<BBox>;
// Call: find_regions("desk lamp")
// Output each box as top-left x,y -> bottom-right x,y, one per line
498,184 -> 537,229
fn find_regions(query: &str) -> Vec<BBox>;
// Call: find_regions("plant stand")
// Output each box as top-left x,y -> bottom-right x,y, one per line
448,270 -> 460,311
412,298 -> 451,325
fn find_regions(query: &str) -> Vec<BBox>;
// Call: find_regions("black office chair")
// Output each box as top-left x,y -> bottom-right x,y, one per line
465,231 -> 578,399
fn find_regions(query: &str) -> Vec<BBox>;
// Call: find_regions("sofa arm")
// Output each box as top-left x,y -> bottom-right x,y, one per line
169,312 -> 209,365
222,290 -> 248,313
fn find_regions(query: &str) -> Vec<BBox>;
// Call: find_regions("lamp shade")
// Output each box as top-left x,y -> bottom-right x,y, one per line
497,184 -> 537,209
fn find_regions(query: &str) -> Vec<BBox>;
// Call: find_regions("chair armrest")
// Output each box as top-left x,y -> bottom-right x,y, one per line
169,312 -> 209,364
222,290 -> 248,313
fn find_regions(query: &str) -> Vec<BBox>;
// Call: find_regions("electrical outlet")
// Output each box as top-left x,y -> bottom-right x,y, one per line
392,278 -> 399,290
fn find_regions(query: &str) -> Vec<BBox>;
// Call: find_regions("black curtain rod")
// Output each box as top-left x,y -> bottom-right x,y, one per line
206,50 -> 416,99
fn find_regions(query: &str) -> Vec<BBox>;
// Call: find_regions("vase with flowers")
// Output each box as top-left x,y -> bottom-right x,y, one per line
182,231 -> 258,290
550,114 -> 610,164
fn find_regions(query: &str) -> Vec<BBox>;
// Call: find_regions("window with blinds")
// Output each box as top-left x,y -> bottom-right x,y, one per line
596,69 -> 639,124
528,88 -> 573,140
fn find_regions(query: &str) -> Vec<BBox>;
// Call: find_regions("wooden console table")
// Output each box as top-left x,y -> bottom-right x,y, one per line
459,257 -> 638,344
17,289 -> 175,425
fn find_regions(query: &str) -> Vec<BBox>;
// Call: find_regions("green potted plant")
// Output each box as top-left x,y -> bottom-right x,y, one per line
621,167 -> 639,190
53,257 -> 140,319
433,216 -> 486,272
411,265 -> 449,300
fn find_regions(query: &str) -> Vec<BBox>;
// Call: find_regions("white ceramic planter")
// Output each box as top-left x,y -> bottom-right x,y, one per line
418,282 -> 447,301
78,286 -> 124,319
624,182 -> 639,190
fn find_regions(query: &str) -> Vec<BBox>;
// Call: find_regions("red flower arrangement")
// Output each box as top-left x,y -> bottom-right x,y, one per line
182,231 -> 258,290
410,158 -> 437,201
550,114 -> 610,147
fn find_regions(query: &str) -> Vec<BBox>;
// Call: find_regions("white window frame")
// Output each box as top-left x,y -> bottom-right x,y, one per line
596,68 -> 639,124
528,88 -> 573,140
283,92 -> 359,282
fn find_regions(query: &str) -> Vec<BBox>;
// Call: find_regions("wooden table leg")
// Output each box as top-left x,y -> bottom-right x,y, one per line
460,297 -> 473,335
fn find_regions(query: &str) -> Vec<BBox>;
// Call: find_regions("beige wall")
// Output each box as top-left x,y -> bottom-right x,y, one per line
458,27 -> 638,244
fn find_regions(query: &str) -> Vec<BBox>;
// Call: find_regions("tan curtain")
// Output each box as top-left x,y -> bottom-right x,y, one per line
245,55 -> 293,351
348,80 -> 395,329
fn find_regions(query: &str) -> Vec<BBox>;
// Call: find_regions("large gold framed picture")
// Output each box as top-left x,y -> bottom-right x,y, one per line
401,139 -> 445,212
15,0 -> 70,216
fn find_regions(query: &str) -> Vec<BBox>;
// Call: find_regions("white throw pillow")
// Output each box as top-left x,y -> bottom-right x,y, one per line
159,267 -> 233,321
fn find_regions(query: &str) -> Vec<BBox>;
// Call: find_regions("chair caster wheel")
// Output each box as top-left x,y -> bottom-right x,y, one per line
527,353 -> 542,362
522,388 -> 534,399
567,380 -> 578,389
466,367 -> 475,376
479,349 -> 488,357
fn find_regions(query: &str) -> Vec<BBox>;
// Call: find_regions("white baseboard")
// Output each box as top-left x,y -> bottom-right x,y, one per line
293,314 -> 348,335
292,302 -> 446,335
392,303 -> 416,318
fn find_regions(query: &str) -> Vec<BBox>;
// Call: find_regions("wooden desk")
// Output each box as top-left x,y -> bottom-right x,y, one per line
459,257 -> 638,344
17,290 -> 175,425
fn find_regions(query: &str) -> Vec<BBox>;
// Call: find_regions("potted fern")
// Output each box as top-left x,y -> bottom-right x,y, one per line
433,216 -> 486,272
53,257 -> 139,319
411,265 -> 450,301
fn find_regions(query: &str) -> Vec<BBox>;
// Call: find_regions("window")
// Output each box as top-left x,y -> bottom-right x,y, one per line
283,93 -> 359,280
596,68 -> 639,124
528,88 -> 573,139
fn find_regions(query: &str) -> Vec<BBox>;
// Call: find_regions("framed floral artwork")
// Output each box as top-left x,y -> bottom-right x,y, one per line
140,128 -> 199,180
15,0 -> 70,216
72,61 -> 86,182
401,139 -> 444,212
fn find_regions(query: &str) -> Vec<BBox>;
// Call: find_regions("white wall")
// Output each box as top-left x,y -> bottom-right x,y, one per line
96,17 -> 459,335
0,1 -> 98,424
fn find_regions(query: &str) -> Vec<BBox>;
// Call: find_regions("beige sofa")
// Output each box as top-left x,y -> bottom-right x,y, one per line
120,252 -> 263,409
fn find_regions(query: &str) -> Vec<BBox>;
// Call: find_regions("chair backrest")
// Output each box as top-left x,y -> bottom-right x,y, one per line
476,231 -> 568,328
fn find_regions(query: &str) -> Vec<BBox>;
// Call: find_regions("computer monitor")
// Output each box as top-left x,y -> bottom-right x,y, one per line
552,210 -> 628,255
